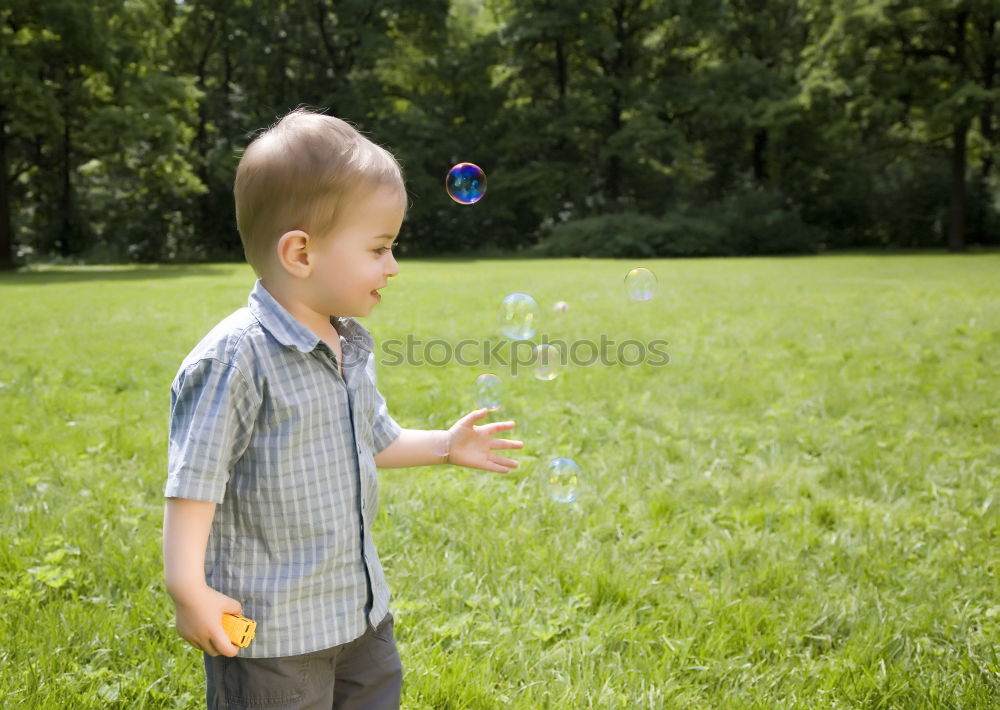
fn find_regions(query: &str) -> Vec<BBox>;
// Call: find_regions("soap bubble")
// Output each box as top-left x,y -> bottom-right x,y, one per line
497,293 -> 539,340
547,458 -> 580,503
446,162 -> 487,204
553,301 -> 569,312
533,344 -> 561,381
624,267 -> 657,301
474,373 -> 502,411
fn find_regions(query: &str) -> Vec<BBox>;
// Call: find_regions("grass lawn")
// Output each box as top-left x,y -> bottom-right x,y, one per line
1,254 -> 999,708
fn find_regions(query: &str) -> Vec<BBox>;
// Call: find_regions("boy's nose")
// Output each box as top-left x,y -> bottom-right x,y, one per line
386,253 -> 400,277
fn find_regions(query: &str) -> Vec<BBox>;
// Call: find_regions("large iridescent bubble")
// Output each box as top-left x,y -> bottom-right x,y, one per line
497,293 -> 539,340
625,267 -> 657,301
446,162 -> 487,205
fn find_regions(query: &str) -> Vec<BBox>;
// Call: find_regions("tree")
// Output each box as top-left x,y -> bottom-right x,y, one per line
695,0 -> 810,190
494,0 -> 711,220
801,0 -> 1000,250
0,0 -> 202,267
0,2 -> 67,269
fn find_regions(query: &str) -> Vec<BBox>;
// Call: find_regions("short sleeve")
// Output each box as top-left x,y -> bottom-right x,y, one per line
365,352 -> 401,454
165,358 -> 260,503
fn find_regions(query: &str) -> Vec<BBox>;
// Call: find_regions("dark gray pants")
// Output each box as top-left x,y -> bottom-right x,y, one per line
205,612 -> 401,710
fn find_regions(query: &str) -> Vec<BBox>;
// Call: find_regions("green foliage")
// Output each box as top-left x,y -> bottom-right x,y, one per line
2,0 -> 999,265
0,0 -> 204,263
715,187 -> 822,254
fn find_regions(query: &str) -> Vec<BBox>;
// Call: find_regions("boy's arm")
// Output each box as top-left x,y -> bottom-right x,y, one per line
163,497 -> 243,657
373,428 -> 451,468
374,408 -> 523,473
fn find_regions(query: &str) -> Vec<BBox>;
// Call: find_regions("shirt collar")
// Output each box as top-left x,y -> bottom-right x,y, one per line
247,279 -> 374,355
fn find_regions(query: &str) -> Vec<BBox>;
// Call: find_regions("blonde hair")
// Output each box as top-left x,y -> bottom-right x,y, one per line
234,108 -> 405,277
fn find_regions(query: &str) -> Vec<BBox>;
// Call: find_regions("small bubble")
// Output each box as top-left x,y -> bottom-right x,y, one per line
533,344 -> 561,381
474,373 -> 502,411
547,458 -> 580,503
625,267 -> 657,301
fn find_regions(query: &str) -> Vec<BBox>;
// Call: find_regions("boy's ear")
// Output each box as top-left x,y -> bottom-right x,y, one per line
276,230 -> 312,277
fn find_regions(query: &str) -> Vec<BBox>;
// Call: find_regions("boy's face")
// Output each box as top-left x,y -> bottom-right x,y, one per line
306,184 -> 404,318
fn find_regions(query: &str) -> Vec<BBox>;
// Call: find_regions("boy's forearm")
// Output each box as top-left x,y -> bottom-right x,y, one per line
374,428 -> 450,468
162,497 -> 217,600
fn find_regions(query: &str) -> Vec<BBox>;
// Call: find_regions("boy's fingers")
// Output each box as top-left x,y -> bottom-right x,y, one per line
491,438 -> 523,450
485,420 -> 516,432
211,630 -> 239,658
200,636 -> 220,657
490,455 -> 519,469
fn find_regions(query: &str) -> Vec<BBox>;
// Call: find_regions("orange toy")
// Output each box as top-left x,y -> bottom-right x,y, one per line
222,613 -> 256,648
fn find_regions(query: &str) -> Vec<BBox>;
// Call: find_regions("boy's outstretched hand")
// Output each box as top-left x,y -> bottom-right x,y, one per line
446,408 -> 523,473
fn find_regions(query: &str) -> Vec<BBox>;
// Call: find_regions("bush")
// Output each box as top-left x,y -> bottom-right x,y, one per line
531,213 -> 673,258
532,187 -> 821,257
714,187 -> 822,255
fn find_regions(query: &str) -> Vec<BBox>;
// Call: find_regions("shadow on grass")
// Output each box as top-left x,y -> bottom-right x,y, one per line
0,263 -> 239,285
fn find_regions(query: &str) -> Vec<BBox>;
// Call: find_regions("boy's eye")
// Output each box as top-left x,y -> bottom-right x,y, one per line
375,244 -> 395,255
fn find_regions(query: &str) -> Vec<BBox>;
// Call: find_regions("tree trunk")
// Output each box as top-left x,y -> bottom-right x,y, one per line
947,10 -> 969,252
978,10 -> 996,183
753,128 -> 769,183
948,118 -> 968,252
555,37 -> 567,100
59,102 -> 74,257
970,11 -> 996,244
607,91 -> 622,203
0,114 -> 14,270
193,16 -> 216,253
604,0 -> 630,204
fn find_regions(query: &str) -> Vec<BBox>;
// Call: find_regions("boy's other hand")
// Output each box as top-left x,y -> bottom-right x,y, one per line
171,584 -> 244,657
446,408 -> 524,473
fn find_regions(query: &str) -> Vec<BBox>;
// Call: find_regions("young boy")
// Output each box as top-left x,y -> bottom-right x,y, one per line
163,108 -> 523,710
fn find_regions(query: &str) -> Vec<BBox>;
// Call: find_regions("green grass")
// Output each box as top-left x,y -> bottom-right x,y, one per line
1,254 -> 999,708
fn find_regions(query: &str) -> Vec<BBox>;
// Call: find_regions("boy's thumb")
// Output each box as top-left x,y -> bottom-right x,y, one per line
225,597 -> 243,616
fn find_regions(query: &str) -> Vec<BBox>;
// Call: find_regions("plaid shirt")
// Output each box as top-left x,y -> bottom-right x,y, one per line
165,279 -> 401,657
